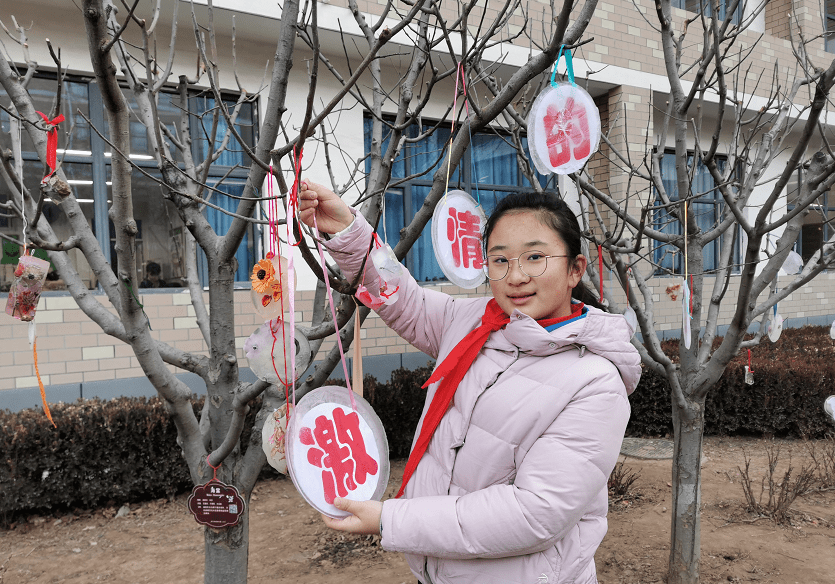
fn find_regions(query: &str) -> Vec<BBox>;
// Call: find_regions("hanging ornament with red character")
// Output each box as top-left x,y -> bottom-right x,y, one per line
527,46 -> 601,175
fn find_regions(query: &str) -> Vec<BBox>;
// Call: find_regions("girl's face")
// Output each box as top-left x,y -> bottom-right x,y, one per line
486,211 -> 586,320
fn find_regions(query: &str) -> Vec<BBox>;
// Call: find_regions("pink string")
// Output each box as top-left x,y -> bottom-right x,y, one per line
312,213 -> 356,411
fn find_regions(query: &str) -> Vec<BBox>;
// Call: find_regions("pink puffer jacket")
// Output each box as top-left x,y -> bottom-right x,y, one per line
326,212 -> 641,584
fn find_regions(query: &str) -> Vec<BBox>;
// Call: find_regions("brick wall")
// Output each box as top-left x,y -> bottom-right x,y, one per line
4,270 -> 834,396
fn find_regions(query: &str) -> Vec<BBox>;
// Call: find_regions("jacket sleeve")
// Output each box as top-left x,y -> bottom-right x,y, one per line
322,209 -> 452,360
379,364 -> 631,559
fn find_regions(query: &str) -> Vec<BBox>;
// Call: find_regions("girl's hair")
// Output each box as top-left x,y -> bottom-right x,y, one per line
482,191 -> 605,310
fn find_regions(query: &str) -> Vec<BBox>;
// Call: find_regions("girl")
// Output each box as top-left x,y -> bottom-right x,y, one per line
298,183 -> 640,584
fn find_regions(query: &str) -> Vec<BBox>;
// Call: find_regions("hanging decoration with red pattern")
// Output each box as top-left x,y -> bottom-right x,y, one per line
527,46 -> 601,175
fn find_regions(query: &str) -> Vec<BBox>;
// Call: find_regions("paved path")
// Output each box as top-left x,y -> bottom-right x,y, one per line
619,437 -> 674,459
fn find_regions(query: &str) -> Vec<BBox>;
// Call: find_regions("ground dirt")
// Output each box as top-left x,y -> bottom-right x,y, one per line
2,436 -> 834,583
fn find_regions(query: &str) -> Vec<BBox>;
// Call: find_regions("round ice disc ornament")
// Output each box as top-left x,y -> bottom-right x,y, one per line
262,403 -> 293,474
250,254 -> 295,320
623,306 -> 638,337
767,313 -> 783,343
527,83 -> 601,175
825,395 -> 835,422
431,190 -> 487,289
780,251 -> 803,275
286,386 -> 389,518
244,321 -> 312,385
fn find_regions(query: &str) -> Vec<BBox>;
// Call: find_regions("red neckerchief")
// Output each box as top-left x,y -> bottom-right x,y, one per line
396,299 -> 585,498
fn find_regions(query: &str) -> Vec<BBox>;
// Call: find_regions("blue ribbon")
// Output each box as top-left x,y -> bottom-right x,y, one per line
551,45 -> 576,87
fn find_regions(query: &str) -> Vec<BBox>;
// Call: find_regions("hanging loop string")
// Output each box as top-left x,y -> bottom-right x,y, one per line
206,456 -> 220,482
457,65 -> 481,207
551,45 -> 576,87
747,349 -> 754,374
443,62 -> 465,203
312,213 -> 356,410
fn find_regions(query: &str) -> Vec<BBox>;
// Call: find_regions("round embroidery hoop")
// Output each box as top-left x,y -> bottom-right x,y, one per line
527,82 -> 601,175
286,386 -> 390,518
430,189 -> 487,289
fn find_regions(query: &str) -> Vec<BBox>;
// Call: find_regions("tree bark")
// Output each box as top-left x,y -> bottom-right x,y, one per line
668,397 -> 705,584
204,495 -> 250,584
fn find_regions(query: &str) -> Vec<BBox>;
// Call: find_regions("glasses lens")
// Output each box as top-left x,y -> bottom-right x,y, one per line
485,255 -> 508,280
520,251 -> 548,277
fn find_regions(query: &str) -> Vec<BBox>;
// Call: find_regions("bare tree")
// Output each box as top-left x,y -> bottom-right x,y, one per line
0,1 -> 601,582
492,1 -> 835,583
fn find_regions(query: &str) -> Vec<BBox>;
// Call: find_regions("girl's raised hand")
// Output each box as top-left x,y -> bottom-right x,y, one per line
298,181 -> 354,235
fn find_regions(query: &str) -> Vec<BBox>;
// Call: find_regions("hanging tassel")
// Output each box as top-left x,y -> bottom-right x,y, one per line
33,339 -> 56,428
29,320 -> 36,348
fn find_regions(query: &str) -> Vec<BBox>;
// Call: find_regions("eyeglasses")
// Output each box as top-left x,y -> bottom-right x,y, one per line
483,251 -> 569,281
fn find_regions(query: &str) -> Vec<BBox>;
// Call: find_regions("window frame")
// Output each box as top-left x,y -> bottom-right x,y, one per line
787,166 -> 835,265
652,149 -> 741,277
363,113 -> 558,283
1,72 -> 259,289
671,0 -> 742,25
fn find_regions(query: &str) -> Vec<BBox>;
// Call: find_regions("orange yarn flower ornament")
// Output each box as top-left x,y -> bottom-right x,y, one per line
251,259 -> 276,294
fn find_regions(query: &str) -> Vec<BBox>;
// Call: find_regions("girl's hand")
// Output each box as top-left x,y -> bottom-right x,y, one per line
298,181 -> 354,234
321,498 -> 383,535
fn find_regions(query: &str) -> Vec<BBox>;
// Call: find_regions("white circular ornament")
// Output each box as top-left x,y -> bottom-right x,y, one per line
767,313 -> 783,343
527,83 -> 601,175
244,321 -> 312,385
261,403 -> 293,474
431,189 -> 487,289
824,395 -> 835,422
780,251 -> 803,275
623,306 -> 638,337
286,386 -> 389,518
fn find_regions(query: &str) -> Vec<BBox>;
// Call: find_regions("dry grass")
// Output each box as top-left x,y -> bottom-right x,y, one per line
737,444 -> 817,523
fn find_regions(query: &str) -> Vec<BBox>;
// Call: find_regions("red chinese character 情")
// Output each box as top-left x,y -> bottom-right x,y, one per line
300,408 -> 379,504
446,207 -> 484,269
543,97 -> 591,168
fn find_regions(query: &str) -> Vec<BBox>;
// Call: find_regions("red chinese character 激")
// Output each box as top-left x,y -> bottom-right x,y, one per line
301,408 -> 379,505
333,407 -> 379,484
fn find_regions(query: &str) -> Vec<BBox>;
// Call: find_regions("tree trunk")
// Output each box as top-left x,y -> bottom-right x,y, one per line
667,396 -> 705,584
204,503 -> 249,584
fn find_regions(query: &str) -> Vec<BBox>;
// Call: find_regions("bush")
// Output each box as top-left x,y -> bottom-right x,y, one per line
0,397 -> 195,526
4,325 -> 832,522
0,393 -> 273,527
626,326 -> 835,439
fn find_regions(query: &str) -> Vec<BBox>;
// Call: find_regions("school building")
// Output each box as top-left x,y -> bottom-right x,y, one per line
2,0 -> 834,411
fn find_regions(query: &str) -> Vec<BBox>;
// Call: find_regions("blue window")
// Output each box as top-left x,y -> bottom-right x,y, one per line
672,0 -> 742,25
654,152 -> 739,275
0,75 -> 257,290
364,115 -> 555,282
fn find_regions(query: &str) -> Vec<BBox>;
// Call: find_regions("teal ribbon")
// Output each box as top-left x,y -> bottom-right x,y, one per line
551,45 -> 576,87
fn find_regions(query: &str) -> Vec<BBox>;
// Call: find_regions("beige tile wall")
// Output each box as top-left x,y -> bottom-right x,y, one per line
3,269 -> 834,393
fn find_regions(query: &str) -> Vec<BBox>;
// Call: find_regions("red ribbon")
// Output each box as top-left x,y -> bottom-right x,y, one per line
396,300 -> 585,498
36,111 -> 65,180
747,349 -> 754,373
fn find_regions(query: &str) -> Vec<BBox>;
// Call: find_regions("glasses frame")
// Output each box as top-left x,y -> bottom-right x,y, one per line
483,251 -> 570,281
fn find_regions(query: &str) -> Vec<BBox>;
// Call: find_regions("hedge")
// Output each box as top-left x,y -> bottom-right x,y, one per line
2,326 -> 833,523
626,326 -> 835,438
